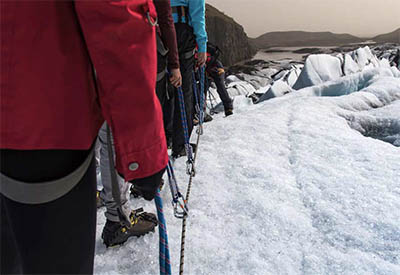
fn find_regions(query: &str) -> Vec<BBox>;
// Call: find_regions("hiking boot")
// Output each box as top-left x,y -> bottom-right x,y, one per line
96,190 -> 105,208
172,147 -> 187,159
130,179 -> 164,198
204,113 -> 213,122
101,208 -> 158,247
193,113 -> 213,125
224,108 -> 233,117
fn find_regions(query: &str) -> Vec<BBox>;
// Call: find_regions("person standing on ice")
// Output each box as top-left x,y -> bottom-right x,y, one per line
0,1 -> 167,274
169,0 -> 208,158
155,0 -> 183,148
204,42 -> 234,117
98,0 -> 183,248
130,0 -> 183,197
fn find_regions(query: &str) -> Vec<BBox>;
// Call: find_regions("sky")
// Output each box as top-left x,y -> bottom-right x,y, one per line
206,0 -> 400,38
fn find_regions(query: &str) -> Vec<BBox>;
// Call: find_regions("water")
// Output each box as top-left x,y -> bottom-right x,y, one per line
253,46 -> 337,62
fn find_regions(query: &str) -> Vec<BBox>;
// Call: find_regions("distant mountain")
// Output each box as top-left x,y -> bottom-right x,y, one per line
251,31 -> 363,49
373,28 -> 400,43
206,4 -> 256,66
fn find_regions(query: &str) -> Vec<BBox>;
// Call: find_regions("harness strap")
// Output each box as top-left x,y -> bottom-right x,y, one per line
157,70 -> 167,82
180,48 -> 196,60
0,148 -> 93,204
172,6 -> 189,24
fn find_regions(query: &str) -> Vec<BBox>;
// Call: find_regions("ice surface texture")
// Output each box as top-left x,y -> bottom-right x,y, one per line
94,47 -> 400,274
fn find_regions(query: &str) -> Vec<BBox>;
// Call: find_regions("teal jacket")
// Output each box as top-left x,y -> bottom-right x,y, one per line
170,0 -> 208,52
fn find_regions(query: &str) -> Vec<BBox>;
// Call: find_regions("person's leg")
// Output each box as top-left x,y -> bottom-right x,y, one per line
0,156 -> 97,274
164,86 -> 175,146
172,56 -> 195,155
97,123 -> 157,247
98,122 -> 131,222
1,195 -> 23,274
156,76 -> 173,145
212,71 -> 233,111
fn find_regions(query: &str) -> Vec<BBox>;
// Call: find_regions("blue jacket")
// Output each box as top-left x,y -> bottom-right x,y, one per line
170,0 -> 208,53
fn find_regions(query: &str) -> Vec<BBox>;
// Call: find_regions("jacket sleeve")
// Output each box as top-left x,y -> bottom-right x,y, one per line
154,0 -> 180,70
75,0 -> 168,181
188,0 -> 208,53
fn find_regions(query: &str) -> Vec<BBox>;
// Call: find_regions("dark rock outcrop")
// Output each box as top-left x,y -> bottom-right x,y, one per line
373,28 -> 400,44
251,31 -> 363,49
206,4 -> 256,66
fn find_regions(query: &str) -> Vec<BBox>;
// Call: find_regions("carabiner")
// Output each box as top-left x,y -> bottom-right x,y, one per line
146,12 -> 158,27
173,197 -> 189,219
186,159 -> 195,177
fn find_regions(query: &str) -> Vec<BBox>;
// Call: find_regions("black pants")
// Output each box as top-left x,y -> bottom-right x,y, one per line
206,60 -> 233,111
156,47 -> 174,143
156,75 -> 174,142
0,149 -> 97,274
171,23 -> 197,154
170,55 -> 195,153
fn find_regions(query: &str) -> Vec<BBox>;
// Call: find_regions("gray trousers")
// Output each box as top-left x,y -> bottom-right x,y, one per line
96,122 -> 131,222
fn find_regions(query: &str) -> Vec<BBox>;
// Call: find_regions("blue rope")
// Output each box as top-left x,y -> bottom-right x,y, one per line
199,67 -> 206,124
176,87 -> 193,161
155,190 -> 171,275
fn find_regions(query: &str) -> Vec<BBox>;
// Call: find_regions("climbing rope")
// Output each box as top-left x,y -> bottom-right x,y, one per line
178,137 -> 200,275
155,189 -> 171,275
178,66 -> 206,275
198,66 -> 206,126
176,86 -> 195,175
192,71 -> 201,121
164,66 -> 206,275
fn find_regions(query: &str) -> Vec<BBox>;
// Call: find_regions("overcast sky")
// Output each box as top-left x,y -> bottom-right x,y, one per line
206,0 -> 400,38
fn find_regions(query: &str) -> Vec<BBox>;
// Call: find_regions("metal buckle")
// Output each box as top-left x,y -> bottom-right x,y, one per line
146,12 -> 158,27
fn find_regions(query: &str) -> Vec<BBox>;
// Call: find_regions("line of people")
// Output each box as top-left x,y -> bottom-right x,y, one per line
0,0 -> 233,274
97,0 -> 235,248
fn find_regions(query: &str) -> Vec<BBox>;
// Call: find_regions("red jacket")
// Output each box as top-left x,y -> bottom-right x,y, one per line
0,0 -> 168,181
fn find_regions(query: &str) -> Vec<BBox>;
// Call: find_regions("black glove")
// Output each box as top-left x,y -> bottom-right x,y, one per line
129,167 -> 166,201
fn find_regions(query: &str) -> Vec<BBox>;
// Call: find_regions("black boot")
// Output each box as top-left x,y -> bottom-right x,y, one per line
204,112 -> 213,122
224,108 -> 233,117
172,147 -> 187,159
101,208 -> 158,247
130,179 -> 165,198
